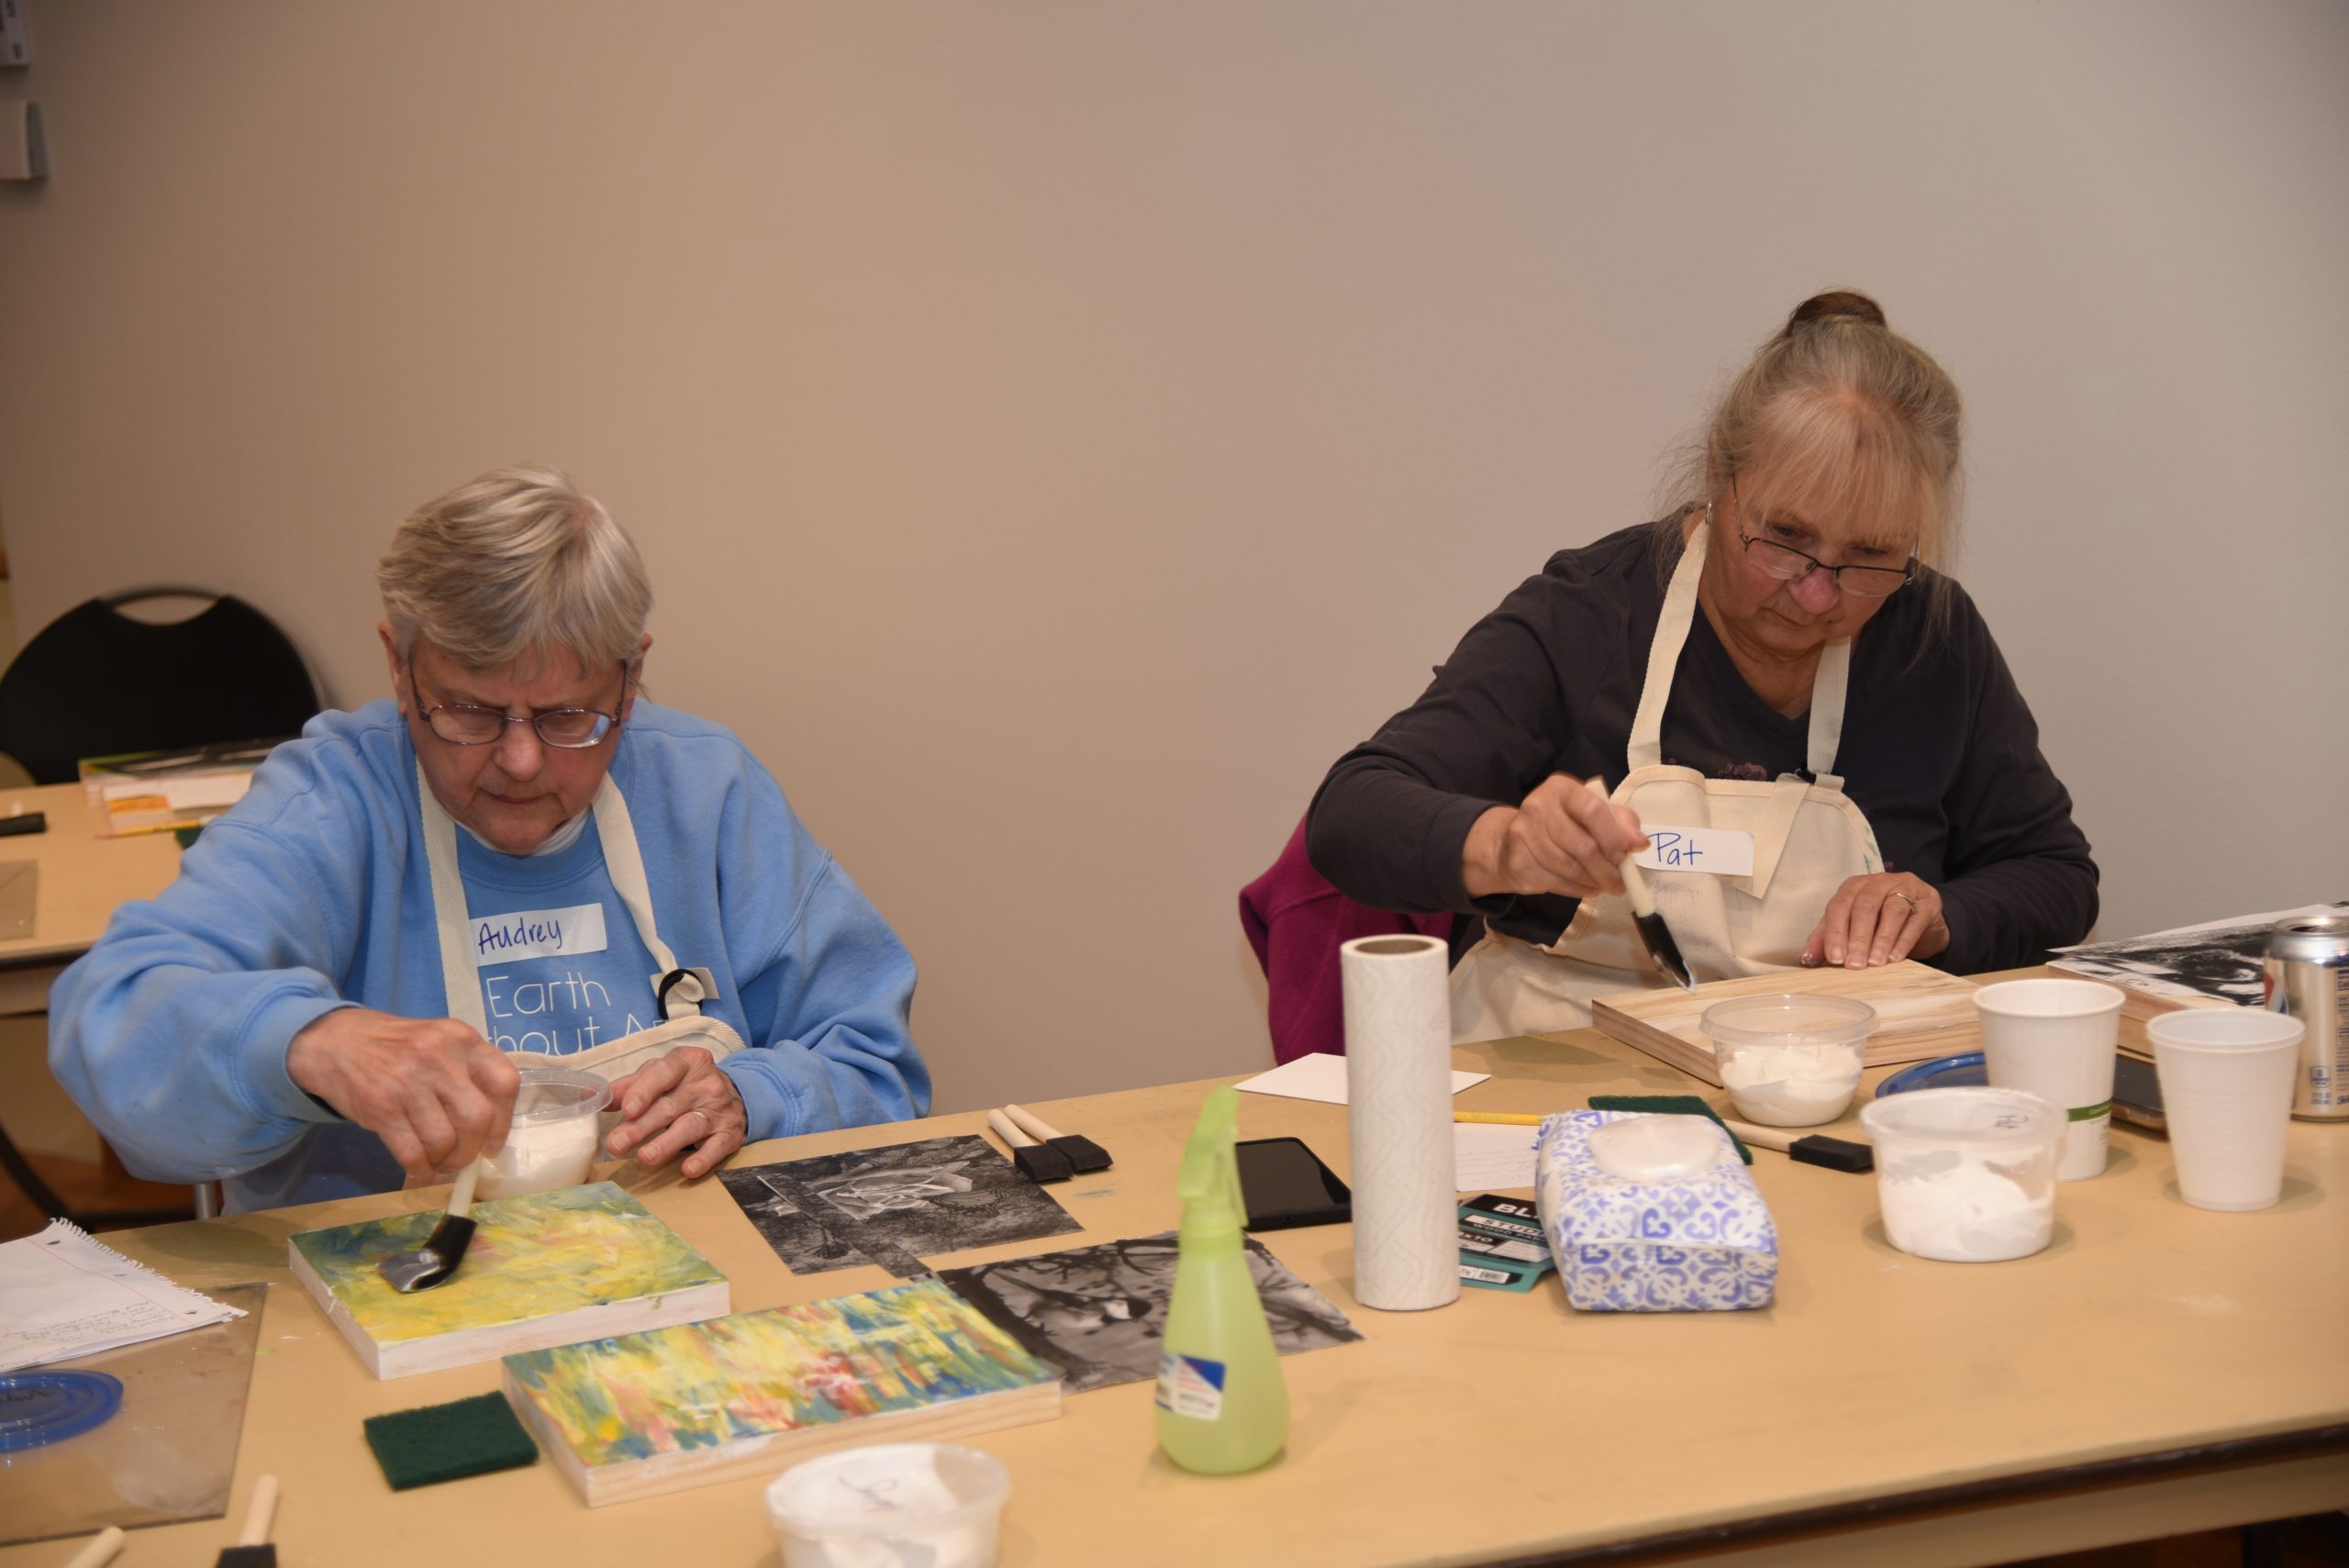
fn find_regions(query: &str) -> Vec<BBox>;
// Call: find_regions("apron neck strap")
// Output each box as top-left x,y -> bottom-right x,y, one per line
417,761 -> 698,1027
1627,514 -> 1852,782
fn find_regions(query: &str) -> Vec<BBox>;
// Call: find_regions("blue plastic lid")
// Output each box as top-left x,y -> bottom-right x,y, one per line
0,1370 -> 124,1451
1875,1051 -> 1987,1098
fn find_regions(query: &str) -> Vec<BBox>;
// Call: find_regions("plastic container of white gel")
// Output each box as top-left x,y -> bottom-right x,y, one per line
475,1067 -> 610,1200
1702,993 -> 1876,1127
767,1442 -> 1008,1568
1859,1086 -> 2064,1263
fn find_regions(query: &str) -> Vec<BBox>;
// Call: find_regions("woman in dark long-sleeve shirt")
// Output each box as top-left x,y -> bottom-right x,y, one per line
1308,291 -> 2097,1040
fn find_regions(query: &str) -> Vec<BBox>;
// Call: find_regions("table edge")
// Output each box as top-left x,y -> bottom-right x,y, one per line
1477,1422 -> 2349,1567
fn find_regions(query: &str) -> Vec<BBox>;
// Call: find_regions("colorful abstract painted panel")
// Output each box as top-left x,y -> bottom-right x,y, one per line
289,1182 -> 724,1347
505,1278 -> 1055,1469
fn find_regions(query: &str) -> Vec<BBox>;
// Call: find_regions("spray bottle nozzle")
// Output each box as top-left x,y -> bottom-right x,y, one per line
1175,1084 -> 1245,1244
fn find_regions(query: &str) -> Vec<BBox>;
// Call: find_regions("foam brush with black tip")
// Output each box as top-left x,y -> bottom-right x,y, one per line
986,1108 -> 1074,1184
1001,1102 -> 1111,1173
1719,1118 -> 1874,1173
376,1161 -> 484,1293
214,1474 -> 278,1568
1619,857 -> 1697,992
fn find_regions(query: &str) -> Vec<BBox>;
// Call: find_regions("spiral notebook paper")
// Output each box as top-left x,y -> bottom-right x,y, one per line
0,1220 -> 246,1373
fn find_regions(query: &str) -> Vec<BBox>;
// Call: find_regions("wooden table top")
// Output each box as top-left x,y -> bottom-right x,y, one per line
0,782 -> 181,971
4,985 -> 2343,1566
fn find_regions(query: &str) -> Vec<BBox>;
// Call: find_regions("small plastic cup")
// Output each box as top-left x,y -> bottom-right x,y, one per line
1973,978 -> 2124,1181
767,1442 -> 1008,1568
476,1067 -> 610,1200
1860,1086 -> 2063,1262
1701,993 -> 1876,1127
2146,1006 -> 2304,1212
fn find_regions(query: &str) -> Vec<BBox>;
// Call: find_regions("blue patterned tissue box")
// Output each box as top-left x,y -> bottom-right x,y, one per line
1533,1111 -> 1778,1312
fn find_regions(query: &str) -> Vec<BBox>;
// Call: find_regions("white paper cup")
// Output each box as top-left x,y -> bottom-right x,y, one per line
1973,979 -> 2123,1181
2146,1007 -> 2303,1212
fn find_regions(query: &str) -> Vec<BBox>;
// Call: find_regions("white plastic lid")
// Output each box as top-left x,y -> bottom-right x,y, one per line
509,1066 -> 611,1123
767,1442 -> 1009,1540
1701,993 -> 1876,1050
1586,1115 -> 1727,1181
1859,1085 -> 2062,1151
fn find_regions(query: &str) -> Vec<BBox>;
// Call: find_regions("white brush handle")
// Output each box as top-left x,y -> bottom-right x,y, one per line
1587,775 -> 1655,914
445,1161 -> 482,1220
61,1527 -> 125,1568
1001,1103 -> 1063,1142
985,1109 -> 1035,1149
239,1473 -> 280,1546
1620,856 -> 1658,917
1715,1117 -> 1796,1153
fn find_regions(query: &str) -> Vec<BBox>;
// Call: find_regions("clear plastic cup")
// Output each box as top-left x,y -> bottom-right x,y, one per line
1973,978 -> 2124,1181
767,1442 -> 1008,1568
2146,1007 -> 2303,1212
1860,1086 -> 2064,1262
476,1067 -> 610,1200
1701,993 -> 1876,1127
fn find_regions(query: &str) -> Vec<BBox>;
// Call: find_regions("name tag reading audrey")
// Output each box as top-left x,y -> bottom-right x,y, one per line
1631,827 -> 1755,878
472,903 -> 610,966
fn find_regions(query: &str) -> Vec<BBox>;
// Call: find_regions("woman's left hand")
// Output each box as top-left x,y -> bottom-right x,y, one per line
1804,873 -> 1949,969
605,1048 -> 747,1179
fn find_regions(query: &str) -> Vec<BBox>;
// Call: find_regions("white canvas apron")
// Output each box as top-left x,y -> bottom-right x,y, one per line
419,765 -> 746,1085
1449,524 -> 1886,1041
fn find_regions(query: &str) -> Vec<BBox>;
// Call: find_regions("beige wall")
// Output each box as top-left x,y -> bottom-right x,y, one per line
2,3 -> 2343,1117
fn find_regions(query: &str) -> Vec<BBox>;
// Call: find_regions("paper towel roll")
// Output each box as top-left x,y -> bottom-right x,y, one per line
1341,934 -> 1460,1311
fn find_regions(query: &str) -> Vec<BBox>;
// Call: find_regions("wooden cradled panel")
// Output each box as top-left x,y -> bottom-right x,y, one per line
287,1182 -> 729,1380
501,1277 -> 1062,1507
1589,962 -> 1983,1085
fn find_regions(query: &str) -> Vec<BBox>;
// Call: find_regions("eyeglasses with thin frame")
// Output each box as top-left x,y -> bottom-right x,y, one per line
407,657 -> 629,749
1729,477 -> 1916,600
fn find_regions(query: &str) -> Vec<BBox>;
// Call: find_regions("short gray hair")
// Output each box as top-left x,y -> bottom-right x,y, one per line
378,466 -> 653,674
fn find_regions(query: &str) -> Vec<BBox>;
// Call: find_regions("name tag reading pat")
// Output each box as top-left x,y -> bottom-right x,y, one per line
1631,827 -> 1754,877
471,903 -> 609,965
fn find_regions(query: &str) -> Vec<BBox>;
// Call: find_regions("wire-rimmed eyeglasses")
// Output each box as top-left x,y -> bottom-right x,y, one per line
408,658 -> 627,749
1729,479 -> 1916,600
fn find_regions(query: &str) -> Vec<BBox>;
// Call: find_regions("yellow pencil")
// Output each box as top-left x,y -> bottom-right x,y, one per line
1453,1110 -> 1550,1126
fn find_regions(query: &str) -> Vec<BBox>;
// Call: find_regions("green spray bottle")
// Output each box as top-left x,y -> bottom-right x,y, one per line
1153,1084 -> 1289,1473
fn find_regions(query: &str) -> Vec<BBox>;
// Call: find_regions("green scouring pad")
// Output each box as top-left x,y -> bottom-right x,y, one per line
1588,1094 -> 1753,1163
363,1393 -> 539,1490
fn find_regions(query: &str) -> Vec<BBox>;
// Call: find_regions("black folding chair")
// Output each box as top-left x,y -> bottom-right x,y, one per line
0,585 -> 322,1226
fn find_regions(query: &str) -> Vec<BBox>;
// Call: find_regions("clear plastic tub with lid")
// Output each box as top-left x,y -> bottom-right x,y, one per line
476,1066 -> 610,1199
1859,1085 -> 2064,1262
766,1442 -> 1008,1568
1701,993 -> 1876,1127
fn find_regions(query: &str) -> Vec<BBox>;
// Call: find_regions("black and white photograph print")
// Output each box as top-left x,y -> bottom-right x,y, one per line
718,1134 -> 1084,1275
937,1231 -> 1363,1394
2053,903 -> 2346,1007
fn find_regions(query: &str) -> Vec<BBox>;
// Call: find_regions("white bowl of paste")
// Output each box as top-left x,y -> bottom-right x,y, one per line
1702,993 -> 1876,1127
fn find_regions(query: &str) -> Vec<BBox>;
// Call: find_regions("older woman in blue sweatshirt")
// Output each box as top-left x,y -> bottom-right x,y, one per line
51,467 -> 928,1211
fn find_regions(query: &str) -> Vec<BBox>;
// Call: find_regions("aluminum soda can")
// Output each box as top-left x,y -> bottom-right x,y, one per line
2266,912 -> 2349,1120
